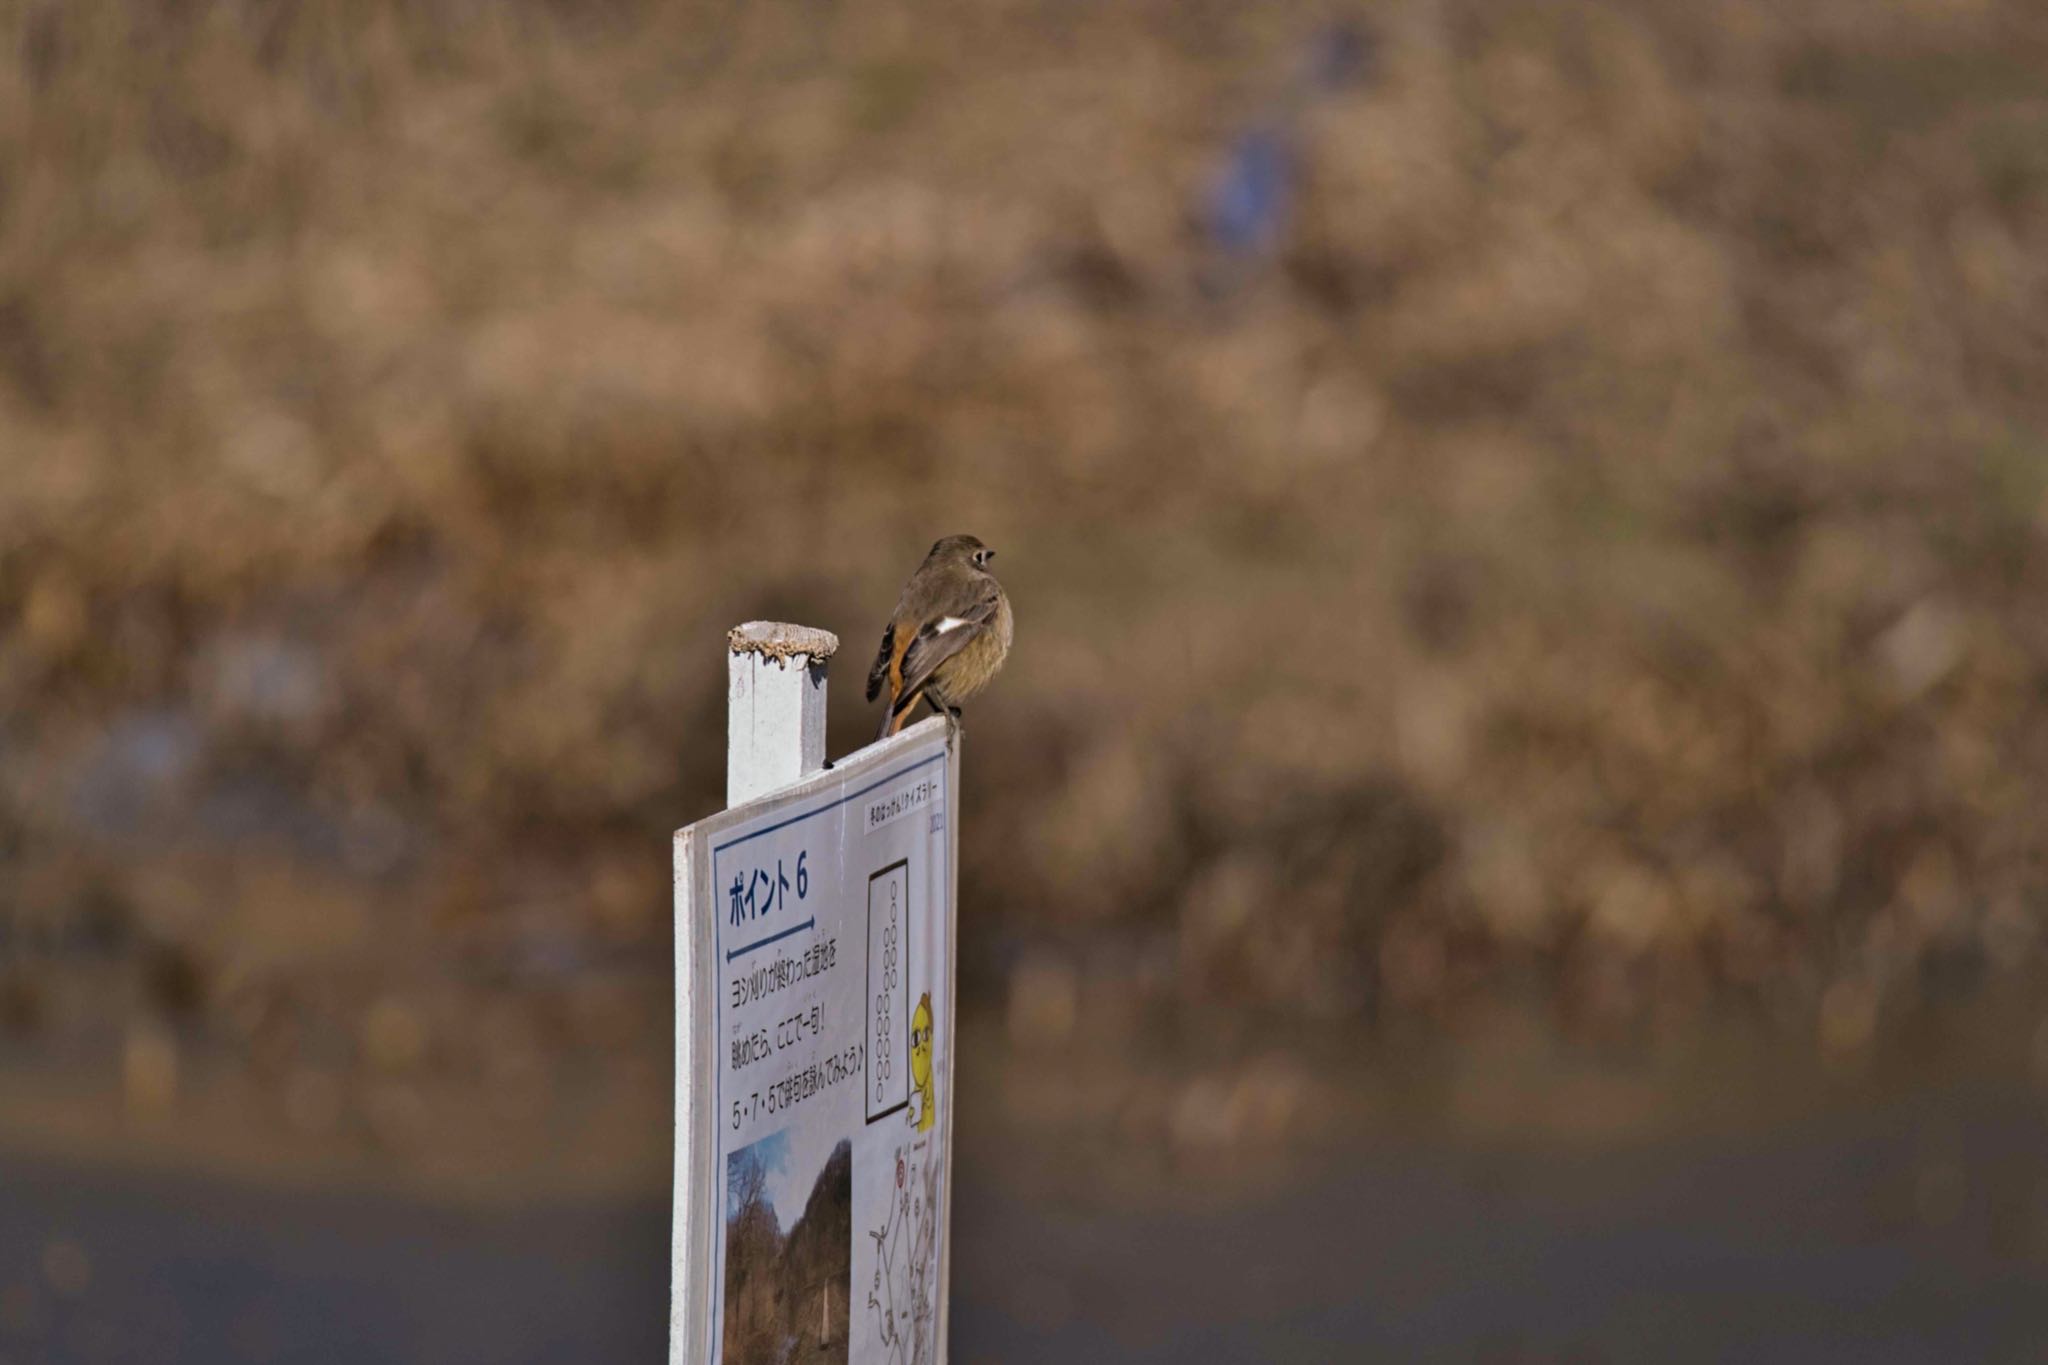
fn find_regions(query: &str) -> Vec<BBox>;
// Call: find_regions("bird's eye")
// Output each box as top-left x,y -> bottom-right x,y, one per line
974,549 -> 993,567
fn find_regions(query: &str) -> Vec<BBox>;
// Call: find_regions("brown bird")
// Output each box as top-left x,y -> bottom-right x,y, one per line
867,535 -> 1013,740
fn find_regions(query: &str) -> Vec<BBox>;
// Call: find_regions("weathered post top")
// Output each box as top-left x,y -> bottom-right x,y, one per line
726,621 -> 838,807
726,620 -> 841,662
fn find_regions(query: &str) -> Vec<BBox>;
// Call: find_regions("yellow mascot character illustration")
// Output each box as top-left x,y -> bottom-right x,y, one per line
909,992 -> 935,1132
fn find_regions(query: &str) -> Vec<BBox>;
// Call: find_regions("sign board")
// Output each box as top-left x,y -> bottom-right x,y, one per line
672,717 -> 958,1365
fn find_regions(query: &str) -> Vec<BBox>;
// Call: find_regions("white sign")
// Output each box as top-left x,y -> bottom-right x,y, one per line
673,719 -> 957,1365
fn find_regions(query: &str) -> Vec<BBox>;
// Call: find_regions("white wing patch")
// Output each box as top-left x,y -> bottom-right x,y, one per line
933,616 -> 974,634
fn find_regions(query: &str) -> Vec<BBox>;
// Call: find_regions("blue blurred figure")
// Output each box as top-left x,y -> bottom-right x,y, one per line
1208,127 -> 1295,260
1201,21 -> 1377,275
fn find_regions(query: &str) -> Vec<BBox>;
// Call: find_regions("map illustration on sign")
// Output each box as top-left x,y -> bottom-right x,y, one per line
673,720 -> 956,1365
866,1133 -> 939,1365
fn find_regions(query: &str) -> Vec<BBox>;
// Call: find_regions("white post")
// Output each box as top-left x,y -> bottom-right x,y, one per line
726,621 -> 838,805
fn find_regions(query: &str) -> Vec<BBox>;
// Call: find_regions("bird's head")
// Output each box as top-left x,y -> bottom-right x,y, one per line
929,534 -> 995,570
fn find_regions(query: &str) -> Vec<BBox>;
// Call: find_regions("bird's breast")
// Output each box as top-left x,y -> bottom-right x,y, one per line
931,587 -> 1011,704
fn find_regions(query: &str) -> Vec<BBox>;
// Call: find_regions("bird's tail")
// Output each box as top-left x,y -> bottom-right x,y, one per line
876,688 -> 921,741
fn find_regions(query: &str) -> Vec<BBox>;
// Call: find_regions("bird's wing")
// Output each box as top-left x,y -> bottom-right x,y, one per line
866,623 -> 896,702
895,586 -> 1001,704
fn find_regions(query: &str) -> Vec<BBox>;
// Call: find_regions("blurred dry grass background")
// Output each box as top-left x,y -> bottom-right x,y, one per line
2,0 -> 2047,1182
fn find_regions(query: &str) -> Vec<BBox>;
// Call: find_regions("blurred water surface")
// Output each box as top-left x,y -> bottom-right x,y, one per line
2,1070 -> 2043,1364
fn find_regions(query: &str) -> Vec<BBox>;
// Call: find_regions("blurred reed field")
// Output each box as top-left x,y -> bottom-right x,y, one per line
2,0 -> 2048,1186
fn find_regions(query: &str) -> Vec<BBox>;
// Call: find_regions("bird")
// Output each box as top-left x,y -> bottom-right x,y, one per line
867,534 -> 1013,741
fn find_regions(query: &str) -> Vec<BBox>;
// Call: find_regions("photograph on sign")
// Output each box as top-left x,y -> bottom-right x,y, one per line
723,1131 -> 852,1364
689,727 -> 954,1365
